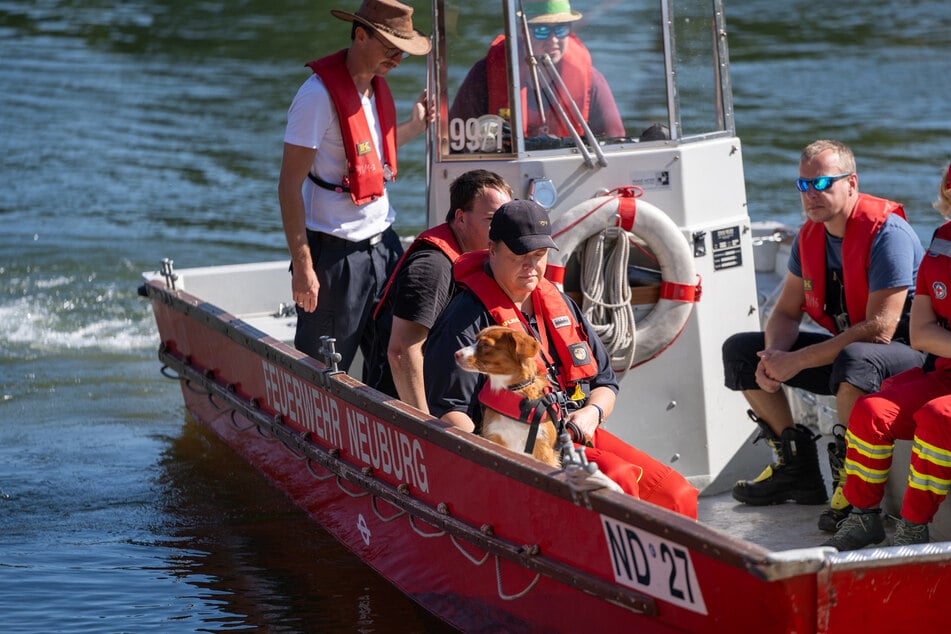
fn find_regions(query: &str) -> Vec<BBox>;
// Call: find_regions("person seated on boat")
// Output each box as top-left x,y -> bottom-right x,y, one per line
365,170 -> 514,411
447,0 -> 625,146
721,139 -> 926,532
422,199 -> 698,518
822,163 -> 951,551
277,0 -> 432,374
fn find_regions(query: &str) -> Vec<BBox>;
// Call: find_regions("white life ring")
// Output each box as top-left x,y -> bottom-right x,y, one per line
547,189 -> 700,368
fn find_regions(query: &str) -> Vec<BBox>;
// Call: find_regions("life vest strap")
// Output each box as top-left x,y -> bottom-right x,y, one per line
308,172 -> 349,193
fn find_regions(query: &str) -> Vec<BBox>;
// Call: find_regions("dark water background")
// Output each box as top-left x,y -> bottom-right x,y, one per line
0,1 -> 947,631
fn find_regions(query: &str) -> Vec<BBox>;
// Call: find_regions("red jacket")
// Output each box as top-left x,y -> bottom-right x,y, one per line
307,49 -> 397,206
798,193 -> 905,334
485,33 -> 592,138
453,250 -> 598,387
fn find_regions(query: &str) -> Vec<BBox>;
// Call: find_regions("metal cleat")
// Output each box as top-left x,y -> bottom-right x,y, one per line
160,258 -> 178,290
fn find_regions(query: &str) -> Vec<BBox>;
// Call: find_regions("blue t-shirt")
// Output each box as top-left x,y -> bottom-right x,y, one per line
788,213 -> 923,296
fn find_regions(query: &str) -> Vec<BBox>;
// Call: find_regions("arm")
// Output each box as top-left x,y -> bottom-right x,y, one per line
754,271 -> 806,391
441,410 -> 476,433
448,59 -> 490,122
277,142 -> 320,313
388,316 -> 431,413
910,292 -> 951,357
569,385 -> 616,443
760,278 -> 909,384
562,294 -> 619,440
396,90 -> 432,147
423,293 -> 490,431
588,68 -> 625,138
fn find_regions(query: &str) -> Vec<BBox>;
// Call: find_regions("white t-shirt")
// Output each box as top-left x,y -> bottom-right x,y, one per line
283,74 -> 395,241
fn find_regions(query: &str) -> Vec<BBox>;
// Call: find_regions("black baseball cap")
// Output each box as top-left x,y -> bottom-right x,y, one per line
488,200 -> 559,255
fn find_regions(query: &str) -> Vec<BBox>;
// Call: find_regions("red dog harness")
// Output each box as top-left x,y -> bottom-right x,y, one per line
478,380 -> 589,454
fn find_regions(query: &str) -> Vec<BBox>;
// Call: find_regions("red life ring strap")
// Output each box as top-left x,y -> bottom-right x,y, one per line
546,264 -> 566,285
660,275 -> 702,302
616,194 -> 637,232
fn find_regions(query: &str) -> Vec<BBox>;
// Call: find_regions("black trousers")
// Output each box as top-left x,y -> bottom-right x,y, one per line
722,330 -> 927,396
294,227 -> 402,375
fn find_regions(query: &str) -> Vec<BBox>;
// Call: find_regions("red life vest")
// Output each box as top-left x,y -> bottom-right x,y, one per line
798,193 -> 906,334
306,50 -> 398,206
921,221 -> 951,372
485,33 -> 592,138
373,223 -> 462,319
453,250 -> 598,388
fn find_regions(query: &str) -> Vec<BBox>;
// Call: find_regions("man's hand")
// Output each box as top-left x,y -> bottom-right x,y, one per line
292,265 -> 319,313
755,348 -> 802,391
397,90 -> 433,145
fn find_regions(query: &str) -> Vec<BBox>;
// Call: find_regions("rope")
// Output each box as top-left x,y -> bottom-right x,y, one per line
579,226 -> 637,374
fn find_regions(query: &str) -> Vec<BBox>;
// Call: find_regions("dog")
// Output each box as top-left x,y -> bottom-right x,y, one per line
454,326 -> 560,467
454,326 -> 626,494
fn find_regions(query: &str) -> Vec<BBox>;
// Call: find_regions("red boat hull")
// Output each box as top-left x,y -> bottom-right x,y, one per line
145,280 -> 951,633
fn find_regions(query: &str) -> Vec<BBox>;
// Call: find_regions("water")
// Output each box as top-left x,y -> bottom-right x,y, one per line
0,0 -> 947,631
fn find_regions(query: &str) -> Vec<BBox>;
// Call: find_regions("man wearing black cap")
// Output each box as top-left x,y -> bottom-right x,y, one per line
278,0 -> 432,373
423,200 -> 698,517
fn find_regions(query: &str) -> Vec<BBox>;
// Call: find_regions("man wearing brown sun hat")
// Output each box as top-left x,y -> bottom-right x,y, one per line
278,1 -> 432,375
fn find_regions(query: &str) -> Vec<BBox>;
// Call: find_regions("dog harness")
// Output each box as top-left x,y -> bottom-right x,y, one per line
478,380 -> 565,455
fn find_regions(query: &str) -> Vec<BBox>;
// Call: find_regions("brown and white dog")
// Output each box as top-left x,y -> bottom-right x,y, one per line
454,326 -> 560,467
455,326 -> 625,494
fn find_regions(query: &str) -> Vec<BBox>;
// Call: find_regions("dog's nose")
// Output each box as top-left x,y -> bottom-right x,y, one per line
454,349 -> 464,361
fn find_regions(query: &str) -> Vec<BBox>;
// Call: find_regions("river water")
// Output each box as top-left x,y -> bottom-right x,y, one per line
0,1 -> 947,632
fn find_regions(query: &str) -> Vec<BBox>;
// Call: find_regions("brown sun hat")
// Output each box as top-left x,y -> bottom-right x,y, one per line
331,0 -> 432,56
521,0 -> 583,24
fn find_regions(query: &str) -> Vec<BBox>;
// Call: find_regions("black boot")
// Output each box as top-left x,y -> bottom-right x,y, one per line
732,411 -> 828,506
818,424 -> 852,532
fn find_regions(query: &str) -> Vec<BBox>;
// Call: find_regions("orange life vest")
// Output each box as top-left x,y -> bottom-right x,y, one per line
799,193 -> 905,334
485,33 -> 592,138
373,223 -> 462,319
453,250 -> 598,388
306,49 -> 397,206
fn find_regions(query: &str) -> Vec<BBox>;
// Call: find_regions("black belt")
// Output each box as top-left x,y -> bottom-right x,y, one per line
308,172 -> 349,193
311,230 -> 384,249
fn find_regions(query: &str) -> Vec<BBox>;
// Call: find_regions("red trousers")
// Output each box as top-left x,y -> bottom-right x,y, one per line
585,428 -> 698,519
843,367 -> 951,524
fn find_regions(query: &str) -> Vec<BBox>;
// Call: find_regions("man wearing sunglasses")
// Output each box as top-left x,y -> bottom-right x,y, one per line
448,0 -> 625,141
278,0 -> 432,374
722,139 -> 926,533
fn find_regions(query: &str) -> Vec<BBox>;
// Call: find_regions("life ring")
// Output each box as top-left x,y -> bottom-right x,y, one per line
546,187 -> 701,368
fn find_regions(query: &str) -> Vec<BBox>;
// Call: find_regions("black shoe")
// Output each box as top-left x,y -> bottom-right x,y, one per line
821,509 -> 885,551
732,415 -> 828,506
893,517 -> 929,546
818,503 -> 851,532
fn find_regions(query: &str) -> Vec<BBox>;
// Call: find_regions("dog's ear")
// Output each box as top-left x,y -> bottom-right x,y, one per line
512,332 -> 540,359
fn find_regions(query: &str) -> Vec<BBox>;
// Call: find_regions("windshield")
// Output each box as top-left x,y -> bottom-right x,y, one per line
435,0 -> 731,158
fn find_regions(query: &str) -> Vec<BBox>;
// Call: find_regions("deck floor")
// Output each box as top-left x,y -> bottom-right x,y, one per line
697,445 -> 898,552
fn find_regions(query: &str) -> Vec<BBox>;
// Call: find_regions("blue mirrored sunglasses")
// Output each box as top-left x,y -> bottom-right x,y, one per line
795,173 -> 851,192
531,24 -> 571,40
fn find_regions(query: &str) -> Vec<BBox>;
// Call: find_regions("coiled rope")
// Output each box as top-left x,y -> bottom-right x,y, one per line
579,226 -> 637,374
